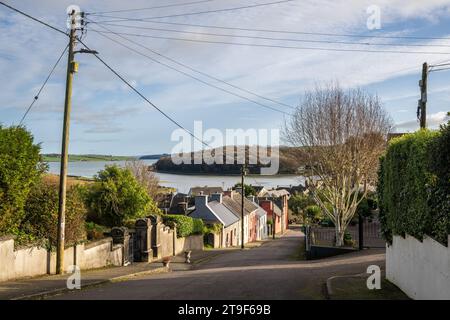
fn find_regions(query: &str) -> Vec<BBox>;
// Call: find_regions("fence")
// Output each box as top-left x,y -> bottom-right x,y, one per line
307,218 -> 385,248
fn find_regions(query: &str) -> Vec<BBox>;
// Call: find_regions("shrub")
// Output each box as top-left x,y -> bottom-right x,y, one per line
427,121 -> 450,245
21,181 -> 87,247
233,183 -> 256,197
162,214 -> 204,238
305,205 -> 323,224
0,125 -> 45,235
85,165 -> 161,227
378,127 -> 449,245
85,222 -> 109,241
288,194 -> 316,215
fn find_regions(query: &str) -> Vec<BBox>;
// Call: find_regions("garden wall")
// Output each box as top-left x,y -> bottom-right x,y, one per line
158,224 -> 203,257
386,234 -> 450,300
0,236 -> 123,282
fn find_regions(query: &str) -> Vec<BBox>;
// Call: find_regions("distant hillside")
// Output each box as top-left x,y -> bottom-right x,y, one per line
139,154 -> 169,160
153,146 -> 304,175
42,154 -> 136,162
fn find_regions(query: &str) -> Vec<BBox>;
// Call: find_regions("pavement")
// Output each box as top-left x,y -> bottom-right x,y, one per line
0,248 -> 230,300
326,271 -> 409,300
44,226 -> 397,300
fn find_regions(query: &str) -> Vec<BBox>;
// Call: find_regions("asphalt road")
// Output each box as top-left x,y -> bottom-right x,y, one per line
50,226 -> 385,300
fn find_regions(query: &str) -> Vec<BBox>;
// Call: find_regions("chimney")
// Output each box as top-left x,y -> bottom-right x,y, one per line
210,192 -> 223,203
195,194 -> 208,208
247,195 -> 255,203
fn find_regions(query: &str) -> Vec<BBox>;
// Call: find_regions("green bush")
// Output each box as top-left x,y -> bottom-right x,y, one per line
378,127 -> 449,245
85,165 -> 161,227
233,183 -> 256,197
85,222 -> 109,241
288,194 -> 316,215
0,125 -> 45,235
21,181 -> 87,247
305,205 -> 323,224
427,121 -> 450,245
162,214 -> 204,238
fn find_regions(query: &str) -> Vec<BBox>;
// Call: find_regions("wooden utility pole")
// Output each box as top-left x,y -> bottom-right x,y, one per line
418,62 -> 428,129
272,206 -> 275,240
56,10 -> 78,274
241,164 -> 246,249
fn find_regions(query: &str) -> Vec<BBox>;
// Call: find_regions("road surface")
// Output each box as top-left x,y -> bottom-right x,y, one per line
50,226 -> 385,300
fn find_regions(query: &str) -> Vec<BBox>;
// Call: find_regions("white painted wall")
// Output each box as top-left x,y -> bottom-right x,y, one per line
0,237 -> 123,282
386,234 -> 450,300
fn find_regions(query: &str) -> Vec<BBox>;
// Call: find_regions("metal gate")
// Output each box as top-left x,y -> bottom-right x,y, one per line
308,217 -> 385,249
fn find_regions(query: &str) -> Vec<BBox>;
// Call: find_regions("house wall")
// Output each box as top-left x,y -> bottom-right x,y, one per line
257,214 -> 268,240
248,212 -> 258,242
259,200 -> 282,234
222,221 -> 240,247
386,234 -> 450,300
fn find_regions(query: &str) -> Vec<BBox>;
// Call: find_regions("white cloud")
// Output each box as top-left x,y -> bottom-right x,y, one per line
395,111 -> 449,131
2,0 -> 450,153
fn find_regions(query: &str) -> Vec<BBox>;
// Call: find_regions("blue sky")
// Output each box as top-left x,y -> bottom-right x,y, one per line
1,0 -> 449,155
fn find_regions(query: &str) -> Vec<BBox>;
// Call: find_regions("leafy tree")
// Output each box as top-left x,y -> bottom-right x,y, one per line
304,205 -> 323,224
86,165 -> 161,227
0,125 -> 46,235
21,181 -> 87,247
233,182 -> 256,197
288,194 -> 315,215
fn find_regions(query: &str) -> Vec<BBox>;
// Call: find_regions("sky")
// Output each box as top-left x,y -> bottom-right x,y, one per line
1,0 -> 450,156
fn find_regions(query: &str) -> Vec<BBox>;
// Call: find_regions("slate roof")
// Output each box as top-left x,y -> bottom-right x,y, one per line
262,189 -> 290,198
208,201 -> 239,227
255,207 -> 267,218
273,203 -> 282,217
222,193 -> 261,218
167,193 -> 189,214
189,186 -> 224,196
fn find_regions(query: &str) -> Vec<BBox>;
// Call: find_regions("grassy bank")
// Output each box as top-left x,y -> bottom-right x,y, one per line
42,154 -> 136,162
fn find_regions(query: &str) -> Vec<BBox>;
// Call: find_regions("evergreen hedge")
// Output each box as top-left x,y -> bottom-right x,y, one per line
378,124 -> 450,246
162,214 -> 204,238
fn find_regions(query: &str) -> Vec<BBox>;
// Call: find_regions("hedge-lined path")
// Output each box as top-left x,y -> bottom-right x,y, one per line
49,226 -> 395,300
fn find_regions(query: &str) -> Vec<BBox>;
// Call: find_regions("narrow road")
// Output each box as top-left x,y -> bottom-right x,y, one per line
51,226 -> 385,300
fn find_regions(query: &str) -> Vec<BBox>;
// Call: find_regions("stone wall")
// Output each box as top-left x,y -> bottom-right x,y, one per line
0,218 -> 204,282
0,236 -> 123,282
175,234 -> 203,254
386,234 -> 450,300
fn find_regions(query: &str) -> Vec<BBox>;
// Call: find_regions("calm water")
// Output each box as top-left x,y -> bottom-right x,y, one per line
46,160 -> 304,193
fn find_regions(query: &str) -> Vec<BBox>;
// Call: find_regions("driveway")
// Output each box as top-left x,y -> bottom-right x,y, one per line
50,226 -> 386,300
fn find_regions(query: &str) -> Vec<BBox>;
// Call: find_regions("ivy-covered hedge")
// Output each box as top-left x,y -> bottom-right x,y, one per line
162,214 -> 204,238
378,124 -> 450,246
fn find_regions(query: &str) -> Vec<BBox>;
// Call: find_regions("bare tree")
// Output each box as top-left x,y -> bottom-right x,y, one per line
126,159 -> 160,200
284,84 -> 392,246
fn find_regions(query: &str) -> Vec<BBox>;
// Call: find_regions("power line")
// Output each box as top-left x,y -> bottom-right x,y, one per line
89,29 -> 292,116
88,19 -> 450,41
86,0 -> 298,21
429,66 -> 450,73
88,0 -> 217,15
0,2 -> 211,148
77,38 -> 212,148
91,22 -> 450,48
0,1 -> 67,36
86,20 -> 294,110
430,62 -> 450,68
89,29 -> 450,55
19,44 -> 69,125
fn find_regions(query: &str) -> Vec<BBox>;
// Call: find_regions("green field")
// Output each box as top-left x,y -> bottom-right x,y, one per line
42,154 -> 136,162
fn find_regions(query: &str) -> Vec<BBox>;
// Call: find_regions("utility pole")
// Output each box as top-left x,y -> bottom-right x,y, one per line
56,10 -> 78,274
241,163 -> 246,249
418,62 -> 428,129
272,206 -> 275,240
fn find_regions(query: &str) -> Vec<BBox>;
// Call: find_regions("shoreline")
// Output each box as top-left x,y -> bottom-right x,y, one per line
152,169 -> 301,177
